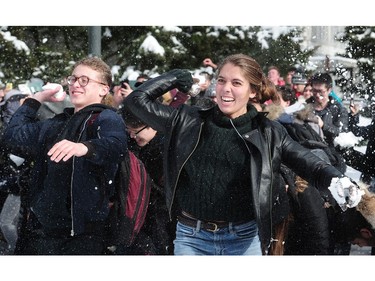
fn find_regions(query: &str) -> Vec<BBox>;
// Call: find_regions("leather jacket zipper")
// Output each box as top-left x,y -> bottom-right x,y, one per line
169,122 -> 204,218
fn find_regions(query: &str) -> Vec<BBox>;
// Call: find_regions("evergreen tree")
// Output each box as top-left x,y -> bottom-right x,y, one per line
338,26 -> 375,116
340,26 -> 375,95
0,26 -> 313,87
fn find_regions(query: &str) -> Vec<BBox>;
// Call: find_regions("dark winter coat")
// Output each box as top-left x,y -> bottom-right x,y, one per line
123,72 -> 345,254
0,96 -> 31,197
311,97 -> 349,146
128,133 -> 173,255
348,113 -> 375,181
280,164 -> 330,255
265,104 -> 331,254
3,99 -> 127,236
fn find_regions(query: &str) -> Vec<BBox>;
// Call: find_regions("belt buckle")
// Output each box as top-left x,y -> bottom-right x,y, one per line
206,222 -> 218,232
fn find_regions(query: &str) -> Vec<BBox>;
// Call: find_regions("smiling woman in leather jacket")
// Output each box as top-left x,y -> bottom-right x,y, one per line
122,53 -> 361,255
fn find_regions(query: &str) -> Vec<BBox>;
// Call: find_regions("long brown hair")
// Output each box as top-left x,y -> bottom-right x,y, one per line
216,54 -> 280,105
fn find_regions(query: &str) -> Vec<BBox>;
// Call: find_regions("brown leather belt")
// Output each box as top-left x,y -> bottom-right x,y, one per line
178,211 -> 246,232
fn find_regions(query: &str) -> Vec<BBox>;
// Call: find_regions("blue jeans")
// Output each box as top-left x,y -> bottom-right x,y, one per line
174,219 -> 261,255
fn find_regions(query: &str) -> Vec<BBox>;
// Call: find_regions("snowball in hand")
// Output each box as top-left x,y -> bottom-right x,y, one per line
42,83 -> 64,99
329,177 -> 364,211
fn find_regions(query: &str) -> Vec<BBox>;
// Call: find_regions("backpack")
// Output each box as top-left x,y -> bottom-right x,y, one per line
84,109 -> 152,251
105,149 -> 152,250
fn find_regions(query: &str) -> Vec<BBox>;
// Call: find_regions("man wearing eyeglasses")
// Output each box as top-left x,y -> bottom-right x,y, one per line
309,72 -> 350,255
310,73 -> 349,153
3,57 -> 127,255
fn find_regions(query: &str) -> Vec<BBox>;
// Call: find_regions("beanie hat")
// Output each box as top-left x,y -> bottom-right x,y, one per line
292,73 -> 307,85
0,89 -> 28,106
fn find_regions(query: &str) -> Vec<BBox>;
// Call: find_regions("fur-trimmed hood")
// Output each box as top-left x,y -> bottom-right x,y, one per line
294,104 -> 319,124
263,103 -> 285,121
357,183 -> 375,229
264,102 -> 319,124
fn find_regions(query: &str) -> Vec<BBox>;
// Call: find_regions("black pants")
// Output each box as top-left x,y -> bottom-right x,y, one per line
15,212 -> 106,255
19,231 -> 105,255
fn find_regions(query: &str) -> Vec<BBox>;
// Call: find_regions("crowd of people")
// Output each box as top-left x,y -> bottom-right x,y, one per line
0,54 -> 374,255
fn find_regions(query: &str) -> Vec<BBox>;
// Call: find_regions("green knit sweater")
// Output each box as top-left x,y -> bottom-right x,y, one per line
176,105 -> 258,222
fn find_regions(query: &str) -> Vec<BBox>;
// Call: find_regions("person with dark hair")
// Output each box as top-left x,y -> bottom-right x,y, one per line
134,74 -> 150,88
121,110 -> 164,186
334,186 -> 375,249
277,86 -> 297,107
335,209 -> 375,248
3,57 -> 127,255
119,109 -> 174,255
306,72 -> 352,254
302,82 -> 313,103
263,93 -> 331,255
284,66 -> 297,89
123,53 -> 363,255
309,72 -> 348,173
109,79 -> 133,109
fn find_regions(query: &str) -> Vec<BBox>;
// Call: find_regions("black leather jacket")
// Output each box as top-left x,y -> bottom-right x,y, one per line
123,71 -> 344,254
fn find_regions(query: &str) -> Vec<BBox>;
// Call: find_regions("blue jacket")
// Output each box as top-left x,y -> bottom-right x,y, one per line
3,99 -> 127,235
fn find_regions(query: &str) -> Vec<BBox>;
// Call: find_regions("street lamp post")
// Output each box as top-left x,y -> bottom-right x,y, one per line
88,26 -> 101,57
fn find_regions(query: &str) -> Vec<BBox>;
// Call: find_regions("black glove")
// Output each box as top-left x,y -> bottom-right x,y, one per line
167,69 -> 194,93
122,69 -> 194,106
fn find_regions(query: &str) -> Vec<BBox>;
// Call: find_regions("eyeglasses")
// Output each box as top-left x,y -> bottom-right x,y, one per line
127,125 -> 148,138
312,88 -> 327,95
67,75 -> 107,87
